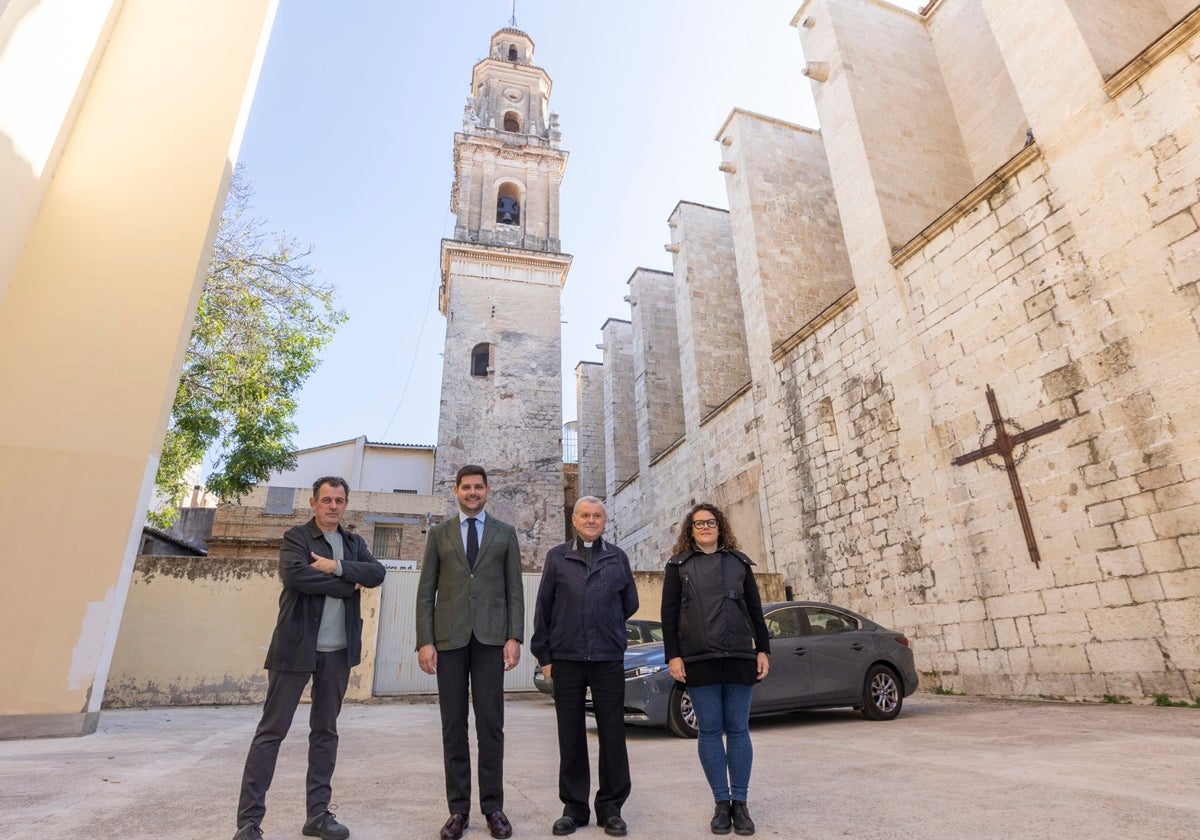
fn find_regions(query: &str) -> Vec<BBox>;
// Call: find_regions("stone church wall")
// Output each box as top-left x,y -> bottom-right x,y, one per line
584,0 -> 1200,703
575,361 -> 607,500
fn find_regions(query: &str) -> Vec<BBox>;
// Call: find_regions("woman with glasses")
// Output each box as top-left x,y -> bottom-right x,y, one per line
661,503 -> 770,836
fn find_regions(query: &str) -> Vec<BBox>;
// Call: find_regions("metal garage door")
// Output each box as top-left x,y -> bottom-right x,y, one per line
372,564 -> 542,696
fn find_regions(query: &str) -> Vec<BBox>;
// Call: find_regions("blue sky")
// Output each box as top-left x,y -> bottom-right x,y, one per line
235,0 -> 921,451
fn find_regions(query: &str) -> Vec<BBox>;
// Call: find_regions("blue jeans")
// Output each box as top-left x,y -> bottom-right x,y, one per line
686,682 -> 754,802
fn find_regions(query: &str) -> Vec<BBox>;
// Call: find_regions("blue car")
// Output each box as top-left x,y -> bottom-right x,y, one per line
533,619 -> 665,695
622,601 -> 919,738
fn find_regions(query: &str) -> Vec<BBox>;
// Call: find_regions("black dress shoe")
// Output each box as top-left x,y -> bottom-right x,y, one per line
440,814 -> 469,840
303,810 -> 350,840
601,815 -> 628,837
553,815 -> 588,835
232,827 -> 263,840
485,809 -> 513,839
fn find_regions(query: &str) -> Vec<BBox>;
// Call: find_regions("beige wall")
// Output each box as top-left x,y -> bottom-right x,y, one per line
105,556 -> 384,708
0,0 -> 278,738
103,562 -> 783,709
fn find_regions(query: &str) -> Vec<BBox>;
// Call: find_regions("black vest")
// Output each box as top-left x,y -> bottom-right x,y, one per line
669,548 -> 757,663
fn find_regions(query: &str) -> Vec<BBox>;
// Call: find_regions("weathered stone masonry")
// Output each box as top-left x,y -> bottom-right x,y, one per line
581,0 -> 1200,703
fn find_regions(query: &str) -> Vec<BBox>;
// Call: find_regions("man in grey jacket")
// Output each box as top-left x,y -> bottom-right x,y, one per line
415,465 -> 524,840
233,476 -> 386,840
531,496 -> 638,837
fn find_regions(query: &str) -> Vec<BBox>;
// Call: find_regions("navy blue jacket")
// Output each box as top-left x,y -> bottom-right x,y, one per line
531,537 -> 639,665
264,518 -> 386,672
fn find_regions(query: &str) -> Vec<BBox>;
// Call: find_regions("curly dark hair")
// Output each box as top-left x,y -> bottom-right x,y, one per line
670,502 -> 740,555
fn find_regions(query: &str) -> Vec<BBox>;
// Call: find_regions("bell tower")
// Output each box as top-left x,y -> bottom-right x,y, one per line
435,27 -> 571,567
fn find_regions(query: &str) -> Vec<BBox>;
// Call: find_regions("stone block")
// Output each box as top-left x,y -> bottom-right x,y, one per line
1141,538 -> 1185,572
1030,644 -> 1090,674
1030,610 -> 1092,646
1097,545 -> 1147,577
1159,568 -> 1200,599
1159,630 -> 1200,669
1042,582 -> 1101,613
955,650 -> 983,676
1136,463 -> 1185,491
1128,574 -> 1167,603
1086,498 -> 1126,526
1138,670 -> 1193,698
1088,602 -> 1163,641
1097,578 -> 1134,606
985,591 -> 1045,619
1085,639 -> 1167,673
992,617 -> 1021,648
1113,515 -> 1156,546
958,620 -> 991,650
1151,503 -> 1200,539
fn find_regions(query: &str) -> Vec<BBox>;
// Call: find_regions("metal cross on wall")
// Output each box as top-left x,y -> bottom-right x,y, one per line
951,385 -> 1068,568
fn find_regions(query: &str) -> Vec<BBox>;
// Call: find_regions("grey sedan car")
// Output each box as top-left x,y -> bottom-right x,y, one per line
622,601 -> 919,737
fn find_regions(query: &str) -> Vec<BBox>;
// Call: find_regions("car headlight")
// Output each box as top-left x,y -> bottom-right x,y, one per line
625,664 -> 666,678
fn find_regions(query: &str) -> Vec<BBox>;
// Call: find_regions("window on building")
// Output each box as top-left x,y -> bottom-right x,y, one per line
562,421 -> 578,464
508,45 -> 518,61
372,525 -> 403,559
496,182 -> 521,225
503,111 -> 520,132
472,343 -> 491,377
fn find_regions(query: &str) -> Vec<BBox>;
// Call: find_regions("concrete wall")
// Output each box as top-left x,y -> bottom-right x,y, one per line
0,0 -> 278,738
102,559 -> 784,709
105,555 -> 384,708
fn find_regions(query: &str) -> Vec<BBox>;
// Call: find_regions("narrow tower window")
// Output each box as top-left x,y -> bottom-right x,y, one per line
503,111 -> 521,132
496,183 -> 521,225
508,46 -> 518,61
472,343 -> 491,377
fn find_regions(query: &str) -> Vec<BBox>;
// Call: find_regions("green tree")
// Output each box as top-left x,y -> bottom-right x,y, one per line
150,166 -> 346,526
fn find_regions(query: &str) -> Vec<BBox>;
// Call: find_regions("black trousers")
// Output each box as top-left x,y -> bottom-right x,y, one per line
552,659 -> 631,822
236,649 -> 351,829
436,634 -> 507,815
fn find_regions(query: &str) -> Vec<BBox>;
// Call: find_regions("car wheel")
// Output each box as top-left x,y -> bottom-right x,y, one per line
861,664 -> 903,721
667,685 -> 698,738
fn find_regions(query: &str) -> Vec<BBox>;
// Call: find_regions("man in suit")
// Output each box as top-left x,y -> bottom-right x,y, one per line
233,476 -> 386,840
415,465 -> 524,840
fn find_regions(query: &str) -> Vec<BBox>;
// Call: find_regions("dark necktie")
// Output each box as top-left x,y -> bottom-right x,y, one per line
466,517 -> 479,569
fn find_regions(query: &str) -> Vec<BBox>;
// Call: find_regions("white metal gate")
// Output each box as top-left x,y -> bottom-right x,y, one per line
372,565 -> 542,696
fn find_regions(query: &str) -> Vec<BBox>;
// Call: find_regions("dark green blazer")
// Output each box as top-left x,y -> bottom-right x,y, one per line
414,512 -> 524,651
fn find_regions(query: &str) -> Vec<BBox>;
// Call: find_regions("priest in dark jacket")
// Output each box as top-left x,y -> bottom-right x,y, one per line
531,496 -> 638,838
233,476 -> 386,840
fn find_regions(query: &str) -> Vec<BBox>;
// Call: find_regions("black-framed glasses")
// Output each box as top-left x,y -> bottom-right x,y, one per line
692,519 -> 718,529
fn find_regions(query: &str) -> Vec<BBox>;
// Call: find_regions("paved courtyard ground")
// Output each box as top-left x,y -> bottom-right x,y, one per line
3,693 -> 1198,839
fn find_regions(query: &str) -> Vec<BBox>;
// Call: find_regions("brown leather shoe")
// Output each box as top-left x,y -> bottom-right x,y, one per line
440,814 -> 468,840
485,809 -> 513,839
